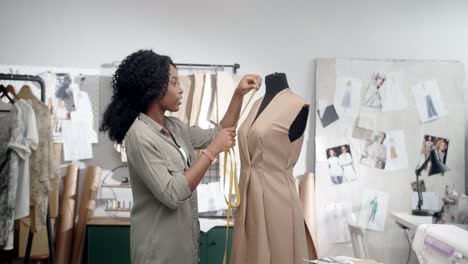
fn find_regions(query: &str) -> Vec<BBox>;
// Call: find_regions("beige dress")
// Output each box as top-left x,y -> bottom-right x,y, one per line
230,88 -> 308,264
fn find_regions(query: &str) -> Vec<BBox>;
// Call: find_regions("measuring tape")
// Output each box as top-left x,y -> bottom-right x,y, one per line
222,88 -> 258,264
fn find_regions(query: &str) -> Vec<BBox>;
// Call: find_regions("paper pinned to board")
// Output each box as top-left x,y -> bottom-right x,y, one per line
325,202 -> 352,243
383,130 -> 409,172
411,80 -> 448,123
334,77 -> 362,118
358,189 -> 389,231
62,119 -> 93,161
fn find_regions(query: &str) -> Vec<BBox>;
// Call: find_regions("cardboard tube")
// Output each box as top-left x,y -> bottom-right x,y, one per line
55,164 -> 79,264
299,172 -> 318,260
70,166 -> 101,264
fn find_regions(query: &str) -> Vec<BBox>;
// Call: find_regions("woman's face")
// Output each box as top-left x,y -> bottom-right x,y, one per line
159,65 -> 183,112
341,146 -> 347,153
329,149 -> 336,157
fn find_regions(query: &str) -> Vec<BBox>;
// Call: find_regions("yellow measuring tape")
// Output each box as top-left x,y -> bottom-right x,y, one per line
222,88 -> 257,264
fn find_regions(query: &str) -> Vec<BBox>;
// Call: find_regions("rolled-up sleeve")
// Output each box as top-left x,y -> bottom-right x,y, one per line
188,124 -> 221,150
126,132 -> 192,210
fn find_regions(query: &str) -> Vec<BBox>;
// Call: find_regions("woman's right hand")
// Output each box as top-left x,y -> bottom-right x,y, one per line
207,127 -> 236,155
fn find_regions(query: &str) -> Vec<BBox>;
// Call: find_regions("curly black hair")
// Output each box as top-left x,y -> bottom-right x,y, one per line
100,50 -> 174,143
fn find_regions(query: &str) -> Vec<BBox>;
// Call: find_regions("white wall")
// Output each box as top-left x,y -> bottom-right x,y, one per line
1,0 -> 467,263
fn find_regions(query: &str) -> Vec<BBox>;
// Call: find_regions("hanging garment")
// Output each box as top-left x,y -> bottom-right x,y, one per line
425,95 -> 438,118
0,106 -> 18,249
231,88 -> 308,264
11,100 -> 39,218
189,73 -> 205,127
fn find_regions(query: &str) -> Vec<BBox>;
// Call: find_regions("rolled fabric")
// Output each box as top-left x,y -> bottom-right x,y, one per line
299,172 -> 318,260
55,164 -> 79,264
71,165 -> 101,264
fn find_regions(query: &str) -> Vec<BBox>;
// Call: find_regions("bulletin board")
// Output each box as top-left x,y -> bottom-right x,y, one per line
314,58 -> 465,259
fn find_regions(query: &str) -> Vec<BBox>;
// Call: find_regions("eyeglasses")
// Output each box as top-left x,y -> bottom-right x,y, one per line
169,76 -> 180,86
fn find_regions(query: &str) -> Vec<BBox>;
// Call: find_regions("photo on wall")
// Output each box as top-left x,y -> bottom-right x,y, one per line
326,144 -> 357,185
419,135 -> 450,176
358,189 -> 389,231
360,131 -> 387,170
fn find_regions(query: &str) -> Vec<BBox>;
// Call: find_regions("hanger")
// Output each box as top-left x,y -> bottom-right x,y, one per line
18,84 -> 38,100
0,84 -> 16,104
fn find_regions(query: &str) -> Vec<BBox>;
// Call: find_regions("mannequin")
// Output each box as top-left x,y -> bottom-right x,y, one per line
254,72 -> 309,142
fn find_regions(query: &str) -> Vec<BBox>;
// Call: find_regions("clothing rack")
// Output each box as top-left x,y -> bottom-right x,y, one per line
175,63 -> 240,74
0,73 -> 55,264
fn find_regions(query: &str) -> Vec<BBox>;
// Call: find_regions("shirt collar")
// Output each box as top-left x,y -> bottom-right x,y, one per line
138,113 -> 175,136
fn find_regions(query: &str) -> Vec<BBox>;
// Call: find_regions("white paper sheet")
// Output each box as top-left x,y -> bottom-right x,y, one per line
334,77 -> 362,118
383,130 -> 408,171
411,80 -> 448,123
412,192 -> 442,212
358,189 -> 389,231
359,130 -> 387,170
62,119 -> 93,161
361,72 -> 407,112
325,203 -> 352,243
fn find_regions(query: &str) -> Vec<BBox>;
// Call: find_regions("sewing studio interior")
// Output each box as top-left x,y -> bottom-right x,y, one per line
0,1 -> 467,264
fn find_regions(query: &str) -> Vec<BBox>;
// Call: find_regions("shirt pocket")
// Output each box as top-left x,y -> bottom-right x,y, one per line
166,155 -> 186,173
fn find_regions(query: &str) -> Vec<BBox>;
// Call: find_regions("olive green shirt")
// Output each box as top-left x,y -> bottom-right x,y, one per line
125,113 -> 219,264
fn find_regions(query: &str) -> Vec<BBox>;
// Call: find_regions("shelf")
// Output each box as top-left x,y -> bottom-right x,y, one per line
105,208 -> 131,212
101,184 -> 131,189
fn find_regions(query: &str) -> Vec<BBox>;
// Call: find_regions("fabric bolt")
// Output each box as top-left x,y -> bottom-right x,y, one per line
231,88 -> 308,264
125,113 -> 219,264
0,106 -> 18,249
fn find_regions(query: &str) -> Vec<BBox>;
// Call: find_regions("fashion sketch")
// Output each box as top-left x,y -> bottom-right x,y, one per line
334,77 -> 362,117
368,197 -> 378,223
359,190 -> 389,231
362,73 -> 386,109
360,132 -> 387,170
411,80 -> 448,123
383,130 -> 409,171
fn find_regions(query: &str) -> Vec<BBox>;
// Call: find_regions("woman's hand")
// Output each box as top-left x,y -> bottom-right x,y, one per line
235,75 -> 262,96
207,127 -> 236,155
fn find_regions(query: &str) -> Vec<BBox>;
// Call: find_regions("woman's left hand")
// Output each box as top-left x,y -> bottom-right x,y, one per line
235,74 -> 262,96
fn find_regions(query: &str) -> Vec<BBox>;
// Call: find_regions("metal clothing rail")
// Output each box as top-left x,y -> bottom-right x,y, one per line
0,73 -> 55,264
174,63 -> 240,74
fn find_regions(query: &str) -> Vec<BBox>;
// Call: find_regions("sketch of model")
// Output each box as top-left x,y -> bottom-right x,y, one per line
363,73 -> 386,108
338,145 -> 356,182
341,80 -> 352,110
389,137 -> 398,159
421,83 -> 438,118
361,132 -> 387,169
328,149 -> 344,184
368,197 -> 378,223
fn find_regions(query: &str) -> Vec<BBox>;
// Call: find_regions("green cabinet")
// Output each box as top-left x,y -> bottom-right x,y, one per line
87,225 -> 131,264
86,223 -> 232,264
200,227 -> 233,264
